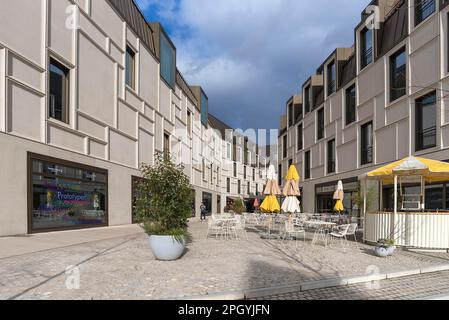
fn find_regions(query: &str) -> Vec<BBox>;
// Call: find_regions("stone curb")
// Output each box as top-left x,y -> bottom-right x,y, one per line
177,264 -> 449,300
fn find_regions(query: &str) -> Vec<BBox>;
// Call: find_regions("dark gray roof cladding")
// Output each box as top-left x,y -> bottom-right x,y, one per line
107,0 -> 157,59
107,0 -> 199,108
339,54 -> 356,88
176,71 -> 199,109
377,0 -> 408,58
208,113 -> 232,138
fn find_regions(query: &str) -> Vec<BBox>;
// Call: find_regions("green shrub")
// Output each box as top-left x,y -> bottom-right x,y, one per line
233,198 -> 245,214
134,153 -> 193,242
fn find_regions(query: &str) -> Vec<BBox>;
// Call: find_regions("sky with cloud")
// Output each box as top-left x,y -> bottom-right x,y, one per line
135,0 -> 370,131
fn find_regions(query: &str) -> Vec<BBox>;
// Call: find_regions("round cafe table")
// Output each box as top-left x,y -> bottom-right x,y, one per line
305,220 -> 336,247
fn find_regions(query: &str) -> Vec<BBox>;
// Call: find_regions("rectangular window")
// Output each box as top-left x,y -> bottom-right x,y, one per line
227,143 -> 232,159
415,0 -> 435,26
244,166 -> 247,180
317,108 -> 325,140
416,91 -> 437,151
227,178 -> 231,193
446,184 -> 449,209
346,85 -> 356,125
297,124 -> 303,151
210,164 -> 213,185
202,160 -> 206,180
125,46 -> 135,89
49,58 -> 70,123
283,135 -> 288,158
247,182 -> 251,195
327,61 -> 336,95
288,102 -> 294,127
233,162 -> 237,177
187,111 -> 192,136
253,168 -> 255,181
390,48 -> 406,102
237,147 -> 243,163
360,28 -> 373,69
304,86 -> 311,113
426,184 -> 444,210
160,32 -> 176,88
29,154 -> 107,232
200,92 -> 209,127
278,164 -> 283,186
361,122 -> 374,165
327,139 -> 336,174
304,151 -> 311,180
238,180 -> 241,195
217,166 -> 220,186
163,133 -> 170,159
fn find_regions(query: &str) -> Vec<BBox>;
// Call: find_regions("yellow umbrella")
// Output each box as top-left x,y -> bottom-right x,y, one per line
285,165 -> 300,181
282,165 -> 301,214
333,181 -> 344,213
260,195 -> 281,213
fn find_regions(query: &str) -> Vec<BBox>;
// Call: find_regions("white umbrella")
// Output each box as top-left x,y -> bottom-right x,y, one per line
281,165 -> 301,214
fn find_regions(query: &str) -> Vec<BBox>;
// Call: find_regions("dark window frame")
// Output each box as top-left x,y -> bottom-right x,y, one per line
390,47 -> 407,102
317,108 -> 325,141
360,27 -> 373,70
283,135 -> 288,159
49,57 -> 70,124
345,84 -> 357,126
304,85 -> 311,113
327,139 -> 336,174
27,152 -> 108,234
415,0 -> 436,27
125,46 -> 136,89
297,123 -> 303,151
304,151 -> 311,180
361,121 -> 374,165
327,60 -> 336,95
415,91 -> 437,151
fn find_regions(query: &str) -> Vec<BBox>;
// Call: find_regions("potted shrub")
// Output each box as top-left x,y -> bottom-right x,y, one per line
375,239 -> 396,257
134,153 -> 193,261
233,198 -> 245,215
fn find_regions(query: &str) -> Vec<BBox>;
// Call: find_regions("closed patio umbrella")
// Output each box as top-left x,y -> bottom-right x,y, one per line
260,165 -> 281,234
333,180 -> 344,213
282,165 -> 301,215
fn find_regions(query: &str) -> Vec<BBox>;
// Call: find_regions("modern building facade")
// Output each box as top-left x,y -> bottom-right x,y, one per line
279,0 -> 449,216
0,0 -> 266,236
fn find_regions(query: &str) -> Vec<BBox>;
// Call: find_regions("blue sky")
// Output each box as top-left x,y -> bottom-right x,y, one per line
135,0 -> 370,131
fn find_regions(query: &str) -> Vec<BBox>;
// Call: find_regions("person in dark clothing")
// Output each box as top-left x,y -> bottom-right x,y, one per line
200,202 -> 207,221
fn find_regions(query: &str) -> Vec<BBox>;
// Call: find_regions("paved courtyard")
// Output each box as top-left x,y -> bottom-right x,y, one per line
257,270 -> 449,300
1,220 -> 449,300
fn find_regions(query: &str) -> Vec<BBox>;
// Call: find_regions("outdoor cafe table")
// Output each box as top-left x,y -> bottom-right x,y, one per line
304,220 -> 337,247
214,218 -> 238,240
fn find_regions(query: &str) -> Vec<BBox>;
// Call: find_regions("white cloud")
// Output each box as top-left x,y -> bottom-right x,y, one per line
144,0 -> 371,130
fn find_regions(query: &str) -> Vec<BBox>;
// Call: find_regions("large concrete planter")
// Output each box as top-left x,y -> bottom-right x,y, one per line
149,235 -> 186,261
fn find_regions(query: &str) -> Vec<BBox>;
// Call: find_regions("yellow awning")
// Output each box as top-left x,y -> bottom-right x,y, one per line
285,165 -> 300,181
366,157 -> 449,183
260,195 -> 280,213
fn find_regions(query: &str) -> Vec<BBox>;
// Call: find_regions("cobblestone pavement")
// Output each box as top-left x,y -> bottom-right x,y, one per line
257,270 -> 449,300
1,221 -> 449,300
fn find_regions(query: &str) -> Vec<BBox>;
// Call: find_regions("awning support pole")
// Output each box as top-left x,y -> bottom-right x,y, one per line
363,178 -> 367,242
393,175 -> 398,241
